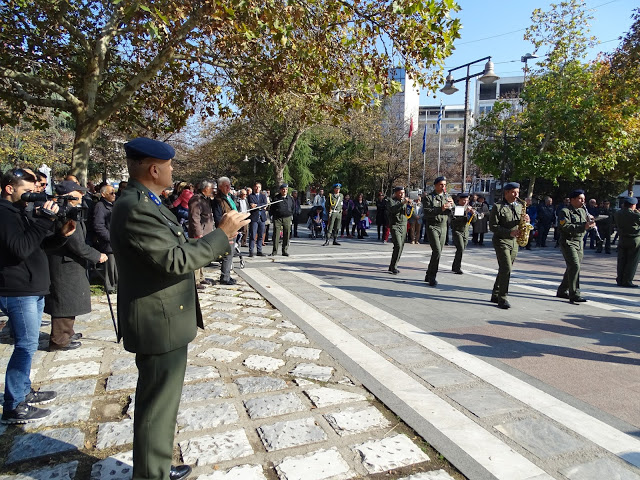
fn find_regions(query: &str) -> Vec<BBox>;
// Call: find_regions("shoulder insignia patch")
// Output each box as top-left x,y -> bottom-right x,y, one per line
559,219 -> 566,226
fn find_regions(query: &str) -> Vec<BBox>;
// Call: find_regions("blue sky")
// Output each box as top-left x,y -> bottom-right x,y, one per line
422,0 -> 638,106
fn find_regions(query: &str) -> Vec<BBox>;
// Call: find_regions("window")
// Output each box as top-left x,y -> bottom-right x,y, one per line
479,83 -> 497,100
499,83 -> 523,98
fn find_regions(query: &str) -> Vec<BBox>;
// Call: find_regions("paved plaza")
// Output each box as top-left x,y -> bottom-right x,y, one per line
1,224 -> 639,480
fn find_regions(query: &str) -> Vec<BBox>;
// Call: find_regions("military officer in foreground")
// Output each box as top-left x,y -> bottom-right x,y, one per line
386,186 -> 410,274
111,137 -> 249,480
324,183 -> 344,246
614,196 -> 640,288
556,189 -> 596,304
422,176 -> 453,286
451,193 -> 472,275
489,182 -> 529,309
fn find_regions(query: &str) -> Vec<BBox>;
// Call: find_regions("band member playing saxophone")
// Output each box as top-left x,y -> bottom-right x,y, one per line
489,182 -> 530,309
556,189 -> 596,304
422,176 -> 453,286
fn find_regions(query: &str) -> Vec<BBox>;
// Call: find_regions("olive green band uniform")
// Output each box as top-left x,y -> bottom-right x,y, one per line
489,200 -> 522,302
451,214 -> 470,272
423,193 -> 452,282
614,208 -> 640,286
387,197 -> 408,271
557,206 -> 588,298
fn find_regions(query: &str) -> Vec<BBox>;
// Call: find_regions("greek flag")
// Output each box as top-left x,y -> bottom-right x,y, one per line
435,104 -> 443,134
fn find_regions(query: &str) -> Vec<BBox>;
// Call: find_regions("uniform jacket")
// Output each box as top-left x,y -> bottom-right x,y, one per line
188,193 -> 214,238
489,199 -> 523,245
0,199 -> 63,297
270,193 -> 294,219
452,208 -> 471,233
92,198 -> 114,253
111,179 -> 231,354
422,192 -> 452,227
614,208 -> 640,245
558,205 -> 588,242
328,193 -> 344,216
247,192 -> 268,222
385,197 -> 408,229
45,220 -> 102,317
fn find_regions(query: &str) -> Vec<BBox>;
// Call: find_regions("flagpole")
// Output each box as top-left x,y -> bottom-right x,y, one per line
422,110 -> 427,191
437,102 -> 443,177
408,135 -> 412,188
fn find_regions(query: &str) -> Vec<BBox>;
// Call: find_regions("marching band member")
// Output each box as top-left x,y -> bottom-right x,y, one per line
387,186 -> 410,274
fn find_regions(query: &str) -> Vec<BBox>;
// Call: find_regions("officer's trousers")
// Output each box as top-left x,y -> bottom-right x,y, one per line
452,228 -> 468,272
492,238 -> 518,301
327,213 -> 341,239
558,239 -> 583,298
389,225 -> 406,271
133,346 -> 188,480
426,222 -> 447,280
272,216 -> 292,254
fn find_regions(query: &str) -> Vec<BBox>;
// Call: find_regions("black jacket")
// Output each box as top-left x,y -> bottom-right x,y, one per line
270,194 -> 294,219
92,198 -> 113,253
0,199 -> 63,296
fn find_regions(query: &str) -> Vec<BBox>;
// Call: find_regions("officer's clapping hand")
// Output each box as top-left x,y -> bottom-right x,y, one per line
219,211 -> 251,239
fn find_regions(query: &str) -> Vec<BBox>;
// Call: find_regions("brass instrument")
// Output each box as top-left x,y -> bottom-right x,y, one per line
516,197 -> 534,247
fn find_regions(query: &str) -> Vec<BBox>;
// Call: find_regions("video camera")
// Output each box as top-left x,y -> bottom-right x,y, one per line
21,192 -> 87,223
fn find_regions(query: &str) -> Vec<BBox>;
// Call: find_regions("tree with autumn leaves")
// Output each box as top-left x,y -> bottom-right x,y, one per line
0,0 -> 461,184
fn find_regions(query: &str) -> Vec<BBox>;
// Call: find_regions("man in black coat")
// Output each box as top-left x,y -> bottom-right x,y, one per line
93,184 -> 118,293
536,196 -> 555,247
247,182 -> 268,257
46,180 -> 107,350
270,184 -> 295,256
0,168 -> 75,423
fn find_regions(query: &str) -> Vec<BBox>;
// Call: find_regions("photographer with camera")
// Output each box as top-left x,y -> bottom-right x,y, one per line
0,168 -> 76,423
45,180 -> 108,351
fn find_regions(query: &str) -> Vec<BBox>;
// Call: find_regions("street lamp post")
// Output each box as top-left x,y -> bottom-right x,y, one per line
520,53 -> 538,86
440,56 -> 499,193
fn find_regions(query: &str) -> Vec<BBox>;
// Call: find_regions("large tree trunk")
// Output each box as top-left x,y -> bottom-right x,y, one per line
527,175 -> 536,199
71,123 -> 99,186
628,173 -> 636,196
274,163 -> 285,186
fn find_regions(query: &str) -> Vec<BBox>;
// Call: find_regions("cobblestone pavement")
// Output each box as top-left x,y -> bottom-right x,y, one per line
0,272 -> 463,480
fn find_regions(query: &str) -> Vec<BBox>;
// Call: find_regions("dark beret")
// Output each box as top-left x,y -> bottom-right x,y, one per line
458,193 -> 469,198
434,176 -> 446,184
393,186 -> 405,192
333,183 -> 342,188
624,196 -> 638,205
504,182 -> 520,191
55,180 -> 87,195
124,137 -> 175,160
279,183 -> 289,189
569,189 -> 585,198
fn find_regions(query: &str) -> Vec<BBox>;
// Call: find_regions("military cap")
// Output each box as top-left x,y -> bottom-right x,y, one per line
333,183 -> 342,188
624,196 -> 638,205
569,189 -> 585,198
55,180 -> 87,195
279,183 -> 289,189
434,176 -> 446,184
458,193 -> 469,198
503,182 -> 520,191
124,137 -> 175,160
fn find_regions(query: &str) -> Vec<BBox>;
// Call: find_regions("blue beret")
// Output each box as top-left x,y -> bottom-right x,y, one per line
434,176 -> 446,184
124,137 -> 175,160
504,182 -> 520,190
569,189 -> 585,198
624,196 -> 638,205
333,183 -> 342,188
393,186 -> 404,192
279,183 -> 289,189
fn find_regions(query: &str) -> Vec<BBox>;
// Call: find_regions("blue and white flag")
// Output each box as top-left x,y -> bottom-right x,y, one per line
435,103 -> 443,135
421,123 -> 427,154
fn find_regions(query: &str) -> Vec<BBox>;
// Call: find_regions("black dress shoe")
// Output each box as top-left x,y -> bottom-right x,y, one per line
170,464 -> 192,480
219,278 -> 237,286
333,240 -> 341,245
197,284 -> 206,290
49,341 -> 81,352
498,300 -> 511,309
556,291 -> 570,299
452,270 -> 463,275
70,332 -> 83,341
570,296 -> 587,304
490,296 -> 499,304
282,252 -> 289,256
428,279 -> 437,287
388,269 -> 399,275
248,252 -> 255,257
269,252 -> 277,256
256,252 -> 265,256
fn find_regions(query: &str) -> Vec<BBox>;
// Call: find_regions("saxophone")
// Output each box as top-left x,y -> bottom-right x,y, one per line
516,197 -> 534,247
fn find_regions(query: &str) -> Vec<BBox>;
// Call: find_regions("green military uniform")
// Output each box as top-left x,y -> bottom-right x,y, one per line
489,199 -> 522,303
614,205 -> 640,287
111,178 -> 231,480
557,205 -> 589,301
386,195 -> 409,273
422,192 -> 452,284
595,205 -> 615,253
451,210 -> 470,274
325,192 -> 343,245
